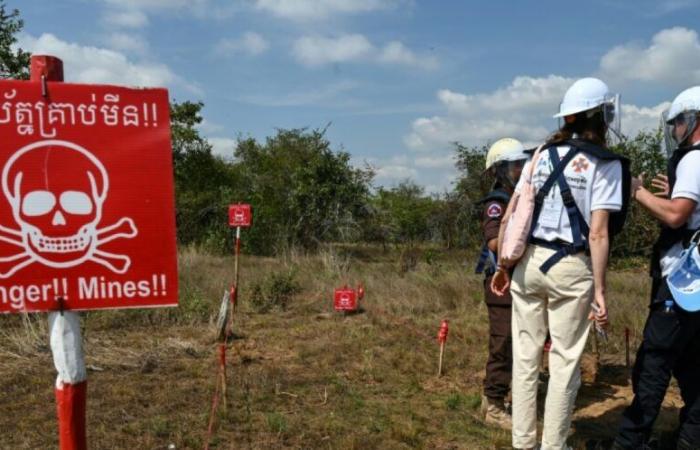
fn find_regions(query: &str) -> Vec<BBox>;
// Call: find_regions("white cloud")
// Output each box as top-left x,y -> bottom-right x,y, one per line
17,33 -> 200,94
622,102 -> 670,137
208,137 -> 238,158
102,9 -> 149,28
103,0 -> 208,12
406,26 -> 700,156
293,34 -> 374,66
374,162 -> 458,192
105,32 -> 149,55
292,34 -> 437,69
414,155 -> 455,169
255,0 -> 397,20
405,75 -> 572,152
655,0 -> 700,14
99,0 -> 235,28
215,32 -> 270,56
357,154 -> 458,192
375,164 -> 417,181
404,73 -> 670,152
197,119 -> 225,134
378,41 -> 438,70
599,27 -> 700,89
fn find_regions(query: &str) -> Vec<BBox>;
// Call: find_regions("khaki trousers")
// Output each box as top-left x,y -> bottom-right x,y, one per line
510,245 -> 593,450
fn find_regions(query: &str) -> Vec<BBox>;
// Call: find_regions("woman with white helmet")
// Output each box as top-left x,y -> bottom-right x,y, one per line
476,138 -> 528,430
613,86 -> 700,450
491,78 -> 629,450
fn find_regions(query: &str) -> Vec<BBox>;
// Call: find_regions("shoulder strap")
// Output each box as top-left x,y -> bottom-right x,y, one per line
530,146 -> 591,274
530,146 -> 581,228
564,138 -> 626,161
552,148 -> 590,245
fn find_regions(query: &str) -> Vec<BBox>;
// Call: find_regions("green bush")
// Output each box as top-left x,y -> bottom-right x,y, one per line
249,269 -> 301,313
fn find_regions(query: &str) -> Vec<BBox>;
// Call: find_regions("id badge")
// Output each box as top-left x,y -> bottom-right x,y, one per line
539,198 -> 562,229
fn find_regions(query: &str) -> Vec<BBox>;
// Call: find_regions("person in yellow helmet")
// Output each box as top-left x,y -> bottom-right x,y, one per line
476,137 -> 528,429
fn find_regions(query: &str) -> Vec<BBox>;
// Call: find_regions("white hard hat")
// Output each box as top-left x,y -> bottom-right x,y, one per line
663,86 -> 700,153
485,138 -> 527,171
666,86 -> 700,122
554,78 -> 612,118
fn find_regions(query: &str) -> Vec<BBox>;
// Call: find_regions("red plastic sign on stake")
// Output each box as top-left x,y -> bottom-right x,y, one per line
228,203 -> 252,228
334,283 -> 364,312
0,77 -> 178,313
334,285 -> 357,311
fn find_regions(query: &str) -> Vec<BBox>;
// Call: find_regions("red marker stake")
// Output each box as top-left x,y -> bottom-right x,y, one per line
437,320 -> 449,377
220,227 -> 242,410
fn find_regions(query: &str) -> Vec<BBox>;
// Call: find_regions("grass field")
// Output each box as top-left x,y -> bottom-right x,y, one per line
0,245 -> 686,449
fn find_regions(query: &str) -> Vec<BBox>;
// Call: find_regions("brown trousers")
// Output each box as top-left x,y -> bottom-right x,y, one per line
483,276 -> 512,401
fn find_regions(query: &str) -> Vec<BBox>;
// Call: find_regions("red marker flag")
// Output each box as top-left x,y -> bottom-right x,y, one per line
438,319 -> 449,344
437,319 -> 449,376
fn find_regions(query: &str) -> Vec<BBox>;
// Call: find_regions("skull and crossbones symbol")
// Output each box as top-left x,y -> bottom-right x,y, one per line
0,140 -> 138,278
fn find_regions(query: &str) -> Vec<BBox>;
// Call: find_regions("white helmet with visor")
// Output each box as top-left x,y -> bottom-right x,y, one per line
662,86 -> 700,155
554,77 -> 622,143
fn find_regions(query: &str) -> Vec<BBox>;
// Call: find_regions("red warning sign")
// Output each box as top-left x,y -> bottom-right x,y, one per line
228,203 -> 252,228
0,79 -> 178,313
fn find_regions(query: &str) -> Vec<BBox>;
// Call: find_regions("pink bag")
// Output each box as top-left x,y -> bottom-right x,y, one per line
500,144 -> 544,266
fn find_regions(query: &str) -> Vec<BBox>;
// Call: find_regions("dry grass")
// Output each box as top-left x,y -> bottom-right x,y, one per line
0,245 -> 684,449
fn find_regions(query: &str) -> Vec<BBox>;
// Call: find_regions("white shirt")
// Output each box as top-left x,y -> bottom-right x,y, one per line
660,146 -> 700,276
516,145 -> 623,243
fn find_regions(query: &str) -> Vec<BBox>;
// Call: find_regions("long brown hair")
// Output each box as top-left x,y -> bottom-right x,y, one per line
547,110 -> 607,147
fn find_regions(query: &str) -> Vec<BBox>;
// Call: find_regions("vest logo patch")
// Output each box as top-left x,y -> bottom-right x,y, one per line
487,203 -> 503,218
572,157 -> 590,173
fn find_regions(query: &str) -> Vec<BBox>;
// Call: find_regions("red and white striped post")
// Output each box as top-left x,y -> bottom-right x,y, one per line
30,55 -> 88,450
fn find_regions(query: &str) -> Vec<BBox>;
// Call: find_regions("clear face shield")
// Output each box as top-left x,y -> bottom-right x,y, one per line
495,159 -> 526,189
603,94 -> 622,145
663,108 -> 699,156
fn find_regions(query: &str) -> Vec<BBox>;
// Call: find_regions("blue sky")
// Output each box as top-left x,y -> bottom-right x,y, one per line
13,0 -> 700,192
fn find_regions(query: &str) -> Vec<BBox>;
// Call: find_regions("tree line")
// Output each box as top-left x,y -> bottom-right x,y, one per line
172,101 -> 667,259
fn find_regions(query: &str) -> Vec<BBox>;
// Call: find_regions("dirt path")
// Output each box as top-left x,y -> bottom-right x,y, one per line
571,355 -> 683,449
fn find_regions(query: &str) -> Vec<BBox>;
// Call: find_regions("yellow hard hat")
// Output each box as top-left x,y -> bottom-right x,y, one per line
484,138 -> 527,171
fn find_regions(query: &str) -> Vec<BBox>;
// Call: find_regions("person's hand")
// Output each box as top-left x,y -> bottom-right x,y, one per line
631,173 -> 645,200
651,173 -> 670,198
589,292 -> 608,329
490,268 -> 511,297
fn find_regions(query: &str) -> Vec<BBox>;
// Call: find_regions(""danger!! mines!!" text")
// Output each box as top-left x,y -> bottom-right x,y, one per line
0,274 -> 168,311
